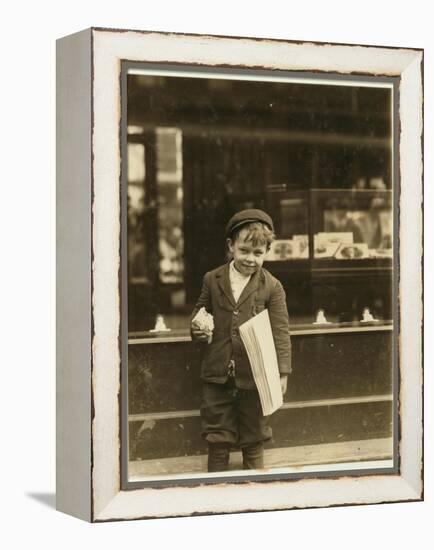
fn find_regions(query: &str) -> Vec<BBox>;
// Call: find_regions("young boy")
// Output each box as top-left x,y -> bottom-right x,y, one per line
191,209 -> 291,472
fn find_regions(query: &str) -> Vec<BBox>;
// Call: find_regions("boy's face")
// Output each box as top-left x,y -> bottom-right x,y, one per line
228,228 -> 268,276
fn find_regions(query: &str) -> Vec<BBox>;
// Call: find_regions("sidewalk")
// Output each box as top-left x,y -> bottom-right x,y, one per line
129,437 -> 393,480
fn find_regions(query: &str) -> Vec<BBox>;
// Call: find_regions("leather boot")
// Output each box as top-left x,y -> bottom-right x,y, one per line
242,442 -> 264,470
207,443 -> 230,472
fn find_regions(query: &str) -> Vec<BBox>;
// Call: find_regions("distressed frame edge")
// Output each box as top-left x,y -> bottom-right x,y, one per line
396,51 -> 424,499
56,28 -> 93,522
95,477 -> 421,522
90,25 -> 424,56
90,29 -> 423,522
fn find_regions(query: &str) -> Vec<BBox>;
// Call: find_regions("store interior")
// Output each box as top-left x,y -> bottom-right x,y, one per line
126,71 -> 394,335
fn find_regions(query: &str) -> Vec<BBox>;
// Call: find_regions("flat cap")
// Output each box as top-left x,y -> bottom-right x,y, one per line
225,209 -> 274,238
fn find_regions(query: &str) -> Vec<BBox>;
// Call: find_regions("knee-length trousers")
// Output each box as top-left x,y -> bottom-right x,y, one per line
200,377 -> 272,448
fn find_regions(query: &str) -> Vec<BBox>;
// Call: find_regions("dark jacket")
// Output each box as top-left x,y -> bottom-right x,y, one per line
192,263 -> 291,389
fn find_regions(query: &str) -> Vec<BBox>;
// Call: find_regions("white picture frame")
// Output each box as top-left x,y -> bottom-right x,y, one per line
56,27 -> 423,522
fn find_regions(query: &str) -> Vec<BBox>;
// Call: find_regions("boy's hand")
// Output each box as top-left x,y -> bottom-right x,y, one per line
191,328 -> 210,342
191,321 -> 212,343
280,375 -> 288,396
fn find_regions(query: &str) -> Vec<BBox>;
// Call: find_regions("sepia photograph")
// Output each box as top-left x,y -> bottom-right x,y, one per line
122,64 -> 398,486
5,0 -> 432,542
56,28 -> 423,521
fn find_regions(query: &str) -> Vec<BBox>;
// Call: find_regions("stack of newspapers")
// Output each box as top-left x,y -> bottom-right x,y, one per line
239,309 -> 283,416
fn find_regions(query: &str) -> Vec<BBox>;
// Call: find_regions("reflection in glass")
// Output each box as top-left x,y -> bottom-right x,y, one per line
317,189 -> 392,260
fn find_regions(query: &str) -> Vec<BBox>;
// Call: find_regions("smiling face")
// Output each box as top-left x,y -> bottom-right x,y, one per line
227,227 -> 268,276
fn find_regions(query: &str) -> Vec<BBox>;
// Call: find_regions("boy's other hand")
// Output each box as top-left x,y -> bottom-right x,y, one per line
280,375 -> 288,395
191,321 -> 212,342
191,328 -> 210,342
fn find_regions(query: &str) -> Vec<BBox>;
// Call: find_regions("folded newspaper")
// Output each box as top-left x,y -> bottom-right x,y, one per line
239,310 -> 283,416
192,307 -> 214,343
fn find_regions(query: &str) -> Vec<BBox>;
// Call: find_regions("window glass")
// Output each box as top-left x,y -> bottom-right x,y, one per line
126,73 -> 393,334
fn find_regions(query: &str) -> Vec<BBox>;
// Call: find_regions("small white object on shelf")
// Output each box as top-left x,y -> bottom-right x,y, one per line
360,307 -> 379,323
313,309 -> 331,325
150,314 -> 171,332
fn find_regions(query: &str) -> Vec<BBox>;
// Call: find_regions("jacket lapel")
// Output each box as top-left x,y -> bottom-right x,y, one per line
216,263 -> 236,307
236,268 -> 261,307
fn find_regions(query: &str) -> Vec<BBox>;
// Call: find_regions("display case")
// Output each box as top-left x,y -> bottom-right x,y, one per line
128,186 -> 393,336
265,188 -> 393,326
